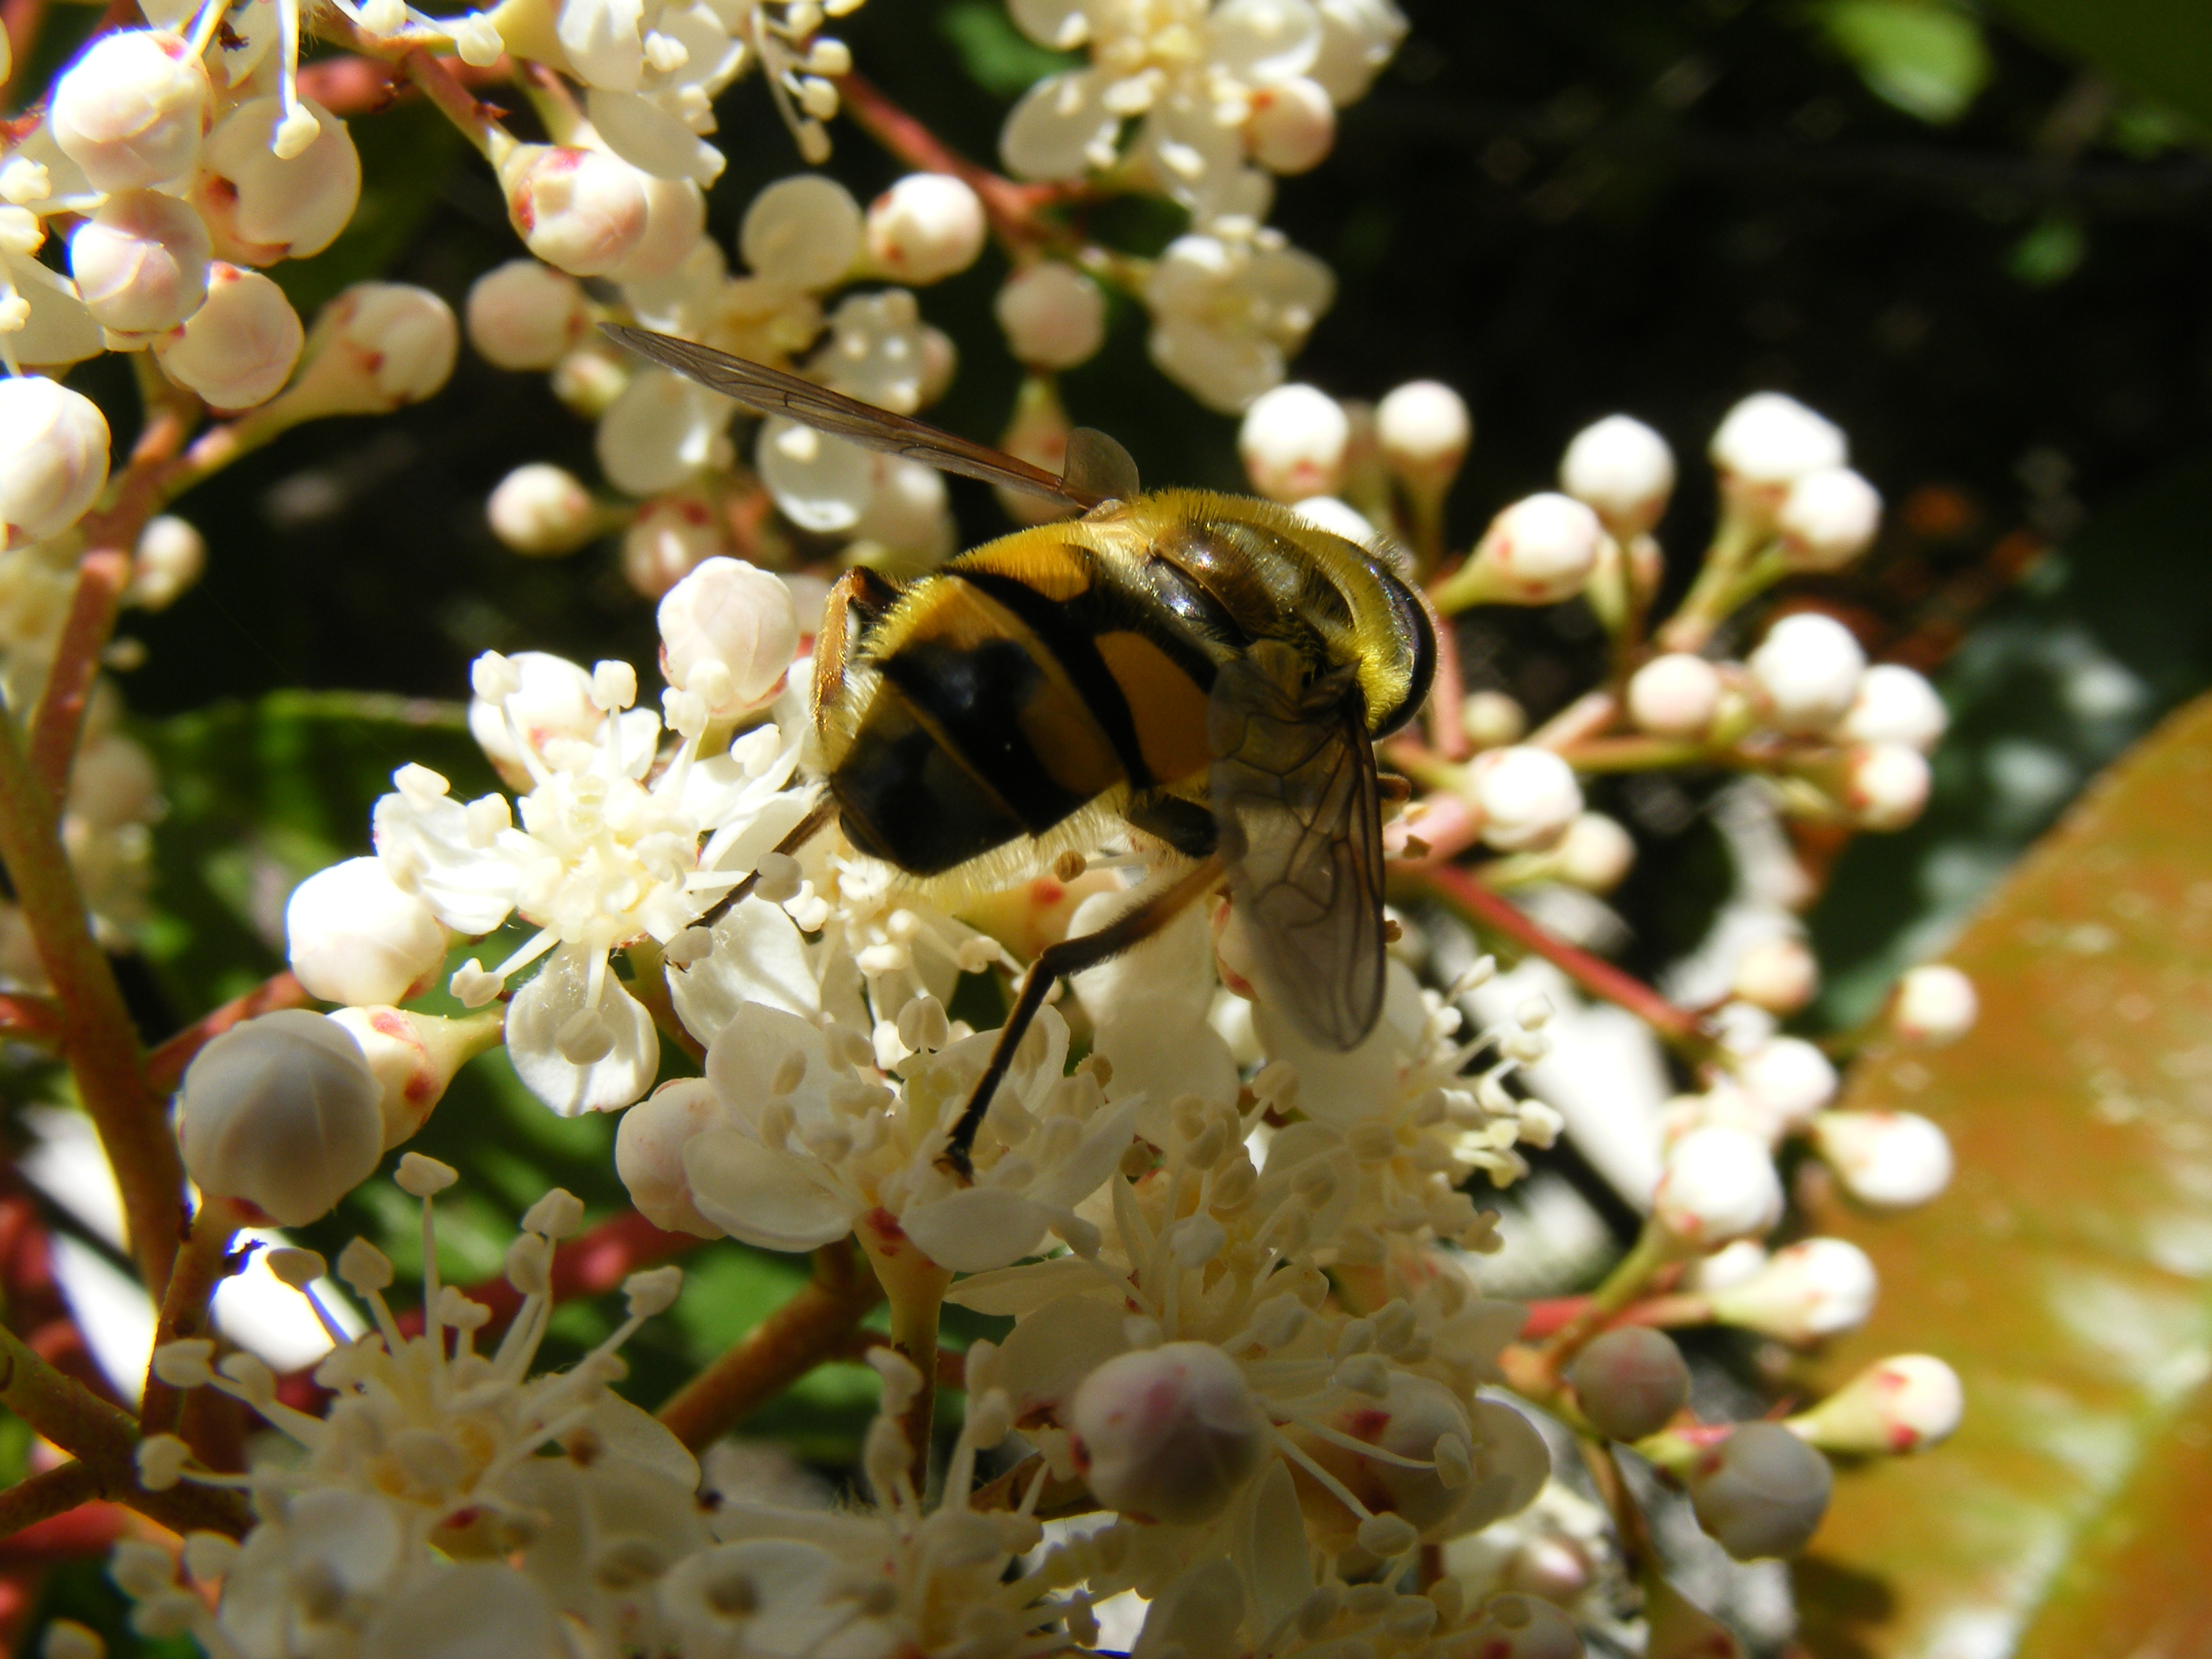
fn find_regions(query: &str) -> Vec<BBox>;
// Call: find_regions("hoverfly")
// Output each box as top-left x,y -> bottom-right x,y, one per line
605,325 -> 1436,1175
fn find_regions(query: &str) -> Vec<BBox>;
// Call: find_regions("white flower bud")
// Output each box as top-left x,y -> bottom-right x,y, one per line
0,377 -> 110,546
501,144 -> 649,277
1375,378 -> 1471,487
1289,495 -> 1376,545
68,734 -> 159,829
1560,413 -> 1675,537
1788,1354 -> 1963,1455
610,172 -> 706,284
1655,1124 -> 1783,1247
1812,1109 -> 1952,1207
278,282 -> 457,417
194,97 -> 360,265
615,1077 -> 723,1237
850,455 -> 954,566
1240,383 -> 1349,502
1891,963 -> 1975,1046
1469,745 -> 1582,852
1706,1237 -> 1876,1343
1555,811 -> 1635,893
1734,1036 -> 1836,1132
180,1010 -> 383,1226
1570,1326 -> 1688,1441
994,261 -> 1105,369
68,189 -> 210,335
1686,1421 -> 1832,1559
1778,467 -> 1881,570
1248,75 -> 1336,173
466,259 -> 588,370
865,173 -> 985,284
657,556 -> 798,716
50,30 -> 208,192
1448,493 -> 1603,608
489,463 -> 598,556
131,514 -> 205,609
740,173 -> 862,290
1731,936 -> 1818,1015
1841,742 -> 1930,830
287,855 -> 448,1006
154,263 -> 302,409
1747,611 -> 1864,735
1625,653 -> 1721,740
756,415 -> 871,532
1839,663 -> 1946,752
1710,392 -> 1847,494
1067,1341 -> 1267,1524
598,366 -> 735,496
1460,689 -> 1526,749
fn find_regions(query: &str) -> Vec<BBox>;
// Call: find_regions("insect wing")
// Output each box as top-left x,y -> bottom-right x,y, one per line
601,325 -> 1105,510
1208,651 -> 1387,1050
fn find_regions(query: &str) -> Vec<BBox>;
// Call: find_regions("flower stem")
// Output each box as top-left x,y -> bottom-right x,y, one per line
1535,1222 -> 1675,1376
835,68 -> 1071,252
0,1461 -> 102,1540
137,1198 -> 245,1445
144,970 -> 313,1094
857,1211 -> 951,1494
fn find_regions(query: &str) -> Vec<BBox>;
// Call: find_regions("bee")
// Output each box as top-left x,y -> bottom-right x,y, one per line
605,326 -> 1435,1174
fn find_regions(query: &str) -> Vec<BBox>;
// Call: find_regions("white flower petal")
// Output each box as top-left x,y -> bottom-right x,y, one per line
1000,69 -> 1120,182
670,897 -> 820,1048
371,787 -> 519,935
943,1253 -> 1101,1316
994,1290 -> 1125,1416
755,414 -> 873,533
1252,958 -> 1424,1128
1028,1097 -> 1139,1211
3,250 -> 102,367
683,1127 -> 855,1251
505,951 -> 660,1115
703,1000 -> 832,1126
586,87 -> 724,185
900,1185 -> 1050,1273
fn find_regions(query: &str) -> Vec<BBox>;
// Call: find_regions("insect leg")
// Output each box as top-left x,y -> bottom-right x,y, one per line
939,855 -> 1225,1180
693,790 -> 838,930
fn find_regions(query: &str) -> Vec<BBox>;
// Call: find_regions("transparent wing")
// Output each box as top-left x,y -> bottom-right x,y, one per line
602,325 -> 1118,510
1208,650 -> 1386,1050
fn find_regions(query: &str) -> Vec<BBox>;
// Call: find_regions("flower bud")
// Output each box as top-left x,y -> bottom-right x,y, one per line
466,259 -> 588,370
995,261 -> 1105,370
276,282 -> 457,418
1458,1594 -> 1582,1659
1375,379 -> 1471,489
327,1005 -> 501,1149
489,463 -> 598,556
1570,1326 -> 1688,1441
600,366 -> 735,496
1787,1354 -> 1962,1455
193,97 -> 360,265
1841,743 -> 1930,830
130,514 -> 204,609
1240,382 -> 1349,502
1248,75 -> 1336,173
68,189 -> 210,336
657,556 -> 798,717
1839,663 -> 1946,752
0,377 -> 110,546
740,173 -> 862,290
1705,1237 -> 1876,1343
1811,1109 -> 1952,1207
1626,653 -> 1721,740
154,264 -> 302,409
1730,937 -> 1818,1014
501,144 -> 648,276
1710,392 -> 1846,516
1440,493 -> 1603,609
865,173 -> 985,284
1469,745 -> 1582,852
552,337 -> 630,417
621,491 -> 724,594
1460,689 -> 1525,750
610,172 -> 706,284
851,455 -> 954,567
1747,612 -> 1864,735
1890,963 -> 1975,1046
1655,1125 -> 1782,1247
1290,495 -> 1376,546
1555,811 -> 1635,893
1560,413 -> 1675,537
1068,1341 -> 1267,1524
1685,1421 -> 1832,1559
615,1076 -> 724,1237
1734,1036 -> 1836,1132
50,30 -> 208,192
287,856 -> 449,1006
179,1010 -> 383,1226
1778,467 -> 1881,570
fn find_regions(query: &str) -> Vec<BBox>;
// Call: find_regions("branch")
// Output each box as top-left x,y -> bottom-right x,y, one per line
0,993 -> 62,1046
835,70 -> 1070,249
145,970 -> 312,1094
137,1198 -> 245,1446
0,1463 -> 101,1542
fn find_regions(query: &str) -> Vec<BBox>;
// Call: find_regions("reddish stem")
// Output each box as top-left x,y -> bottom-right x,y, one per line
28,550 -> 131,804
296,49 -> 512,115
1425,616 -> 1471,761
144,970 -> 312,1094
835,70 -> 1067,248
0,993 -> 62,1046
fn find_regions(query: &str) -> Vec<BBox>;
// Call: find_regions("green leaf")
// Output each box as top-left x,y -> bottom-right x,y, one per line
1984,0 -> 2212,134
1818,0 -> 1993,124
937,0 -> 1083,98
1794,691 -> 2212,1655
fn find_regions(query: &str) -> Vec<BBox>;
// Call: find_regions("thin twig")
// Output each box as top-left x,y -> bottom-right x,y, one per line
0,993 -> 62,1046
144,970 -> 312,1094
0,1462 -> 101,1540
835,69 -> 1070,249
137,1199 -> 245,1447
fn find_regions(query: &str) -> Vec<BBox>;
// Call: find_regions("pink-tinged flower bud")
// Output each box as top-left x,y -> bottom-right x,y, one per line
153,264 -> 302,409
1375,379 -> 1471,489
50,30 -> 208,192
1709,392 -> 1846,518
180,1010 -> 383,1226
1839,663 -> 1946,752
287,855 -> 449,1006
1240,382 -> 1349,503
1626,653 -> 1722,740
610,173 -> 705,283
866,173 -> 986,284
1469,745 -> 1582,852
1747,612 -> 1864,735
621,491 -> 724,594
740,173 -> 862,290
193,97 -> 359,265
1788,1354 -> 1962,1455
276,282 -> 457,417
614,1076 -> 724,1237
657,555 -> 798,717
1456,1594 -> 1582,1659
1461,688 -> 1526,749
1643,1573 -> 1746,1659
1248,75 -> 1336,173
995,261 -> 1105,369
1811,1109 -> 1952,1206
1891,963 -> 1975,1046
1655,1125 -> 1782,1247
489,462 -> 598,556
1685,1421 -> 1832,1559
500,144 -> 648,277
1731,936 -> 1818,1014
1556,811 -> 1635,893
1068,1341 -> 1267,1524
1570,1326 -> 1688,1441
68,189 -> 209,335
1706,1237 -> 1876,1343
327,1005 -> 503,1149
1734,1036 -> 1836,1132
0,377 -> 110,546
1842,742 -> 1929,830
1439,493 -> 1603,609
466,258 -> 588,370
1561,413 -> 1675,537
130,513 -> 204,609
1778,467 -> 1881,570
